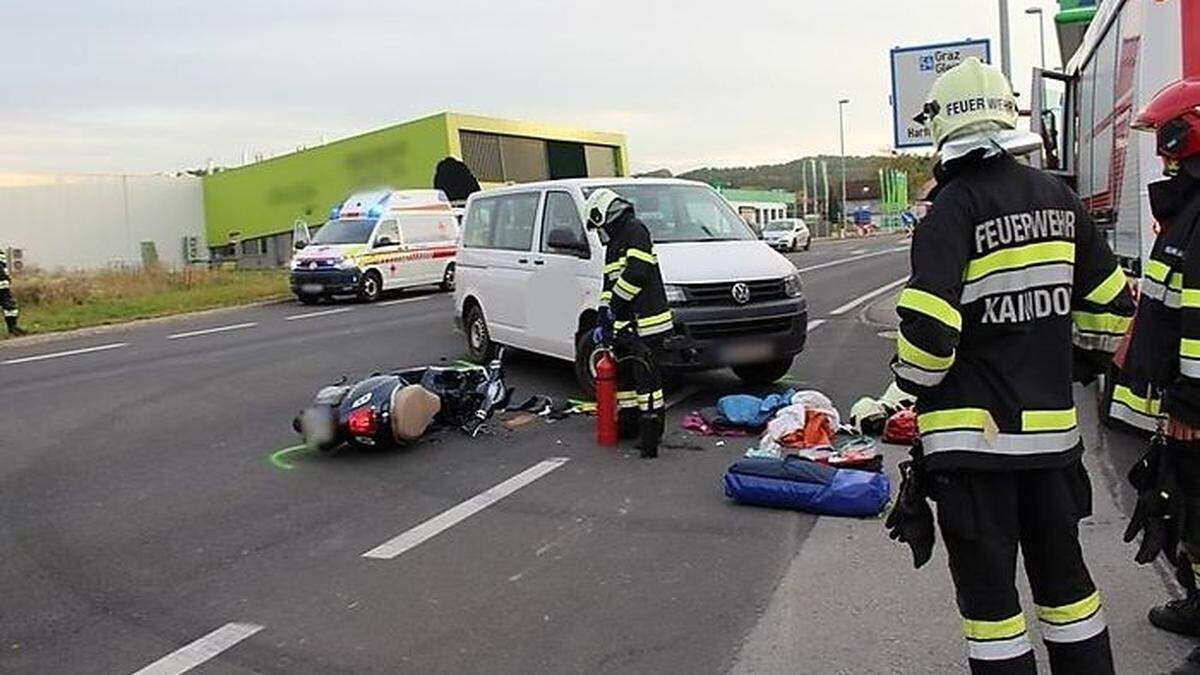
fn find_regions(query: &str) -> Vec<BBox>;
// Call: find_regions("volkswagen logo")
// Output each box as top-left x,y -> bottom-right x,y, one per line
308,261 -> 318,270
731,282 -> 751,305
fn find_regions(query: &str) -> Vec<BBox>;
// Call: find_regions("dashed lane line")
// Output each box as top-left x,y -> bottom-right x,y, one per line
167,322 -> 258,340
130,622 -> 263,675
829,277 -> 909,316
794,247 -> 907,274
285,307 -> 354,321
2,342 -> 129,365
376,295 -> 440,307
362,457 -> 571,560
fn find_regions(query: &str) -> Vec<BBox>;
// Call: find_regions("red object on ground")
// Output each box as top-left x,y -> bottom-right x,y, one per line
595,350 -> 619,447
778,412 -> 837,449
883,409 -> 918,445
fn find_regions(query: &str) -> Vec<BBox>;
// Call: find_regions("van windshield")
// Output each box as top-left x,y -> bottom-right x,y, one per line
584,184 -> 756,243
311,219 -> 375,245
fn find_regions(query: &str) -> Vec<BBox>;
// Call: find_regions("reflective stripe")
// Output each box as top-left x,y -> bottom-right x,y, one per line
604,261 -> 624,274
1039,612 -> 1107,644
1183,339 -> 1200,359
613,278 -> 639,301
898,288 -> 962,331
638,389 -> 665,411
1110,402 -> 1161,432
1112,385 -> 1162,416
637,310 -> 673,329
1184,289 -> 1200,308
1073,331 -> 1123,353
637,321 -> 673,337
1171,271 -> 1184,291
923,428 -> 1081,456
625,248 -> 656,264
964,613 -> 1026,641
960,263 -> 1072,304
892,361 -> 948,387
2,309 -> 17,318
1072,311 -> 1130,335
918,407 -> 993,433
614,320 -> 631,330
617,391 -> 639,409
1036,591 -> 1100,626
1083,266 -> 1128,304
1147,259 -> 1171,283
1022,408 -> 1077,432
964,241 -> 1075,282
600,291 -> 613,302
967,634 -> 1034,661
1141,277 -> 1181,308
1183,357 -> 1200,378
897,332 -> 954,371
0,279 -> 9,290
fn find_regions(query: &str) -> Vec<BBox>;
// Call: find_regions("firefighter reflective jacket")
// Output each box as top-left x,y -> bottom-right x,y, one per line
893,153 -> 1134,471
1110,168 -> 1200,432
0,248 -> 8,290
600,212 -> 673,338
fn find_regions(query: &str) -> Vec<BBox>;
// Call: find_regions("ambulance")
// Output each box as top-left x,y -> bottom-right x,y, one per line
290,189 -> 459,304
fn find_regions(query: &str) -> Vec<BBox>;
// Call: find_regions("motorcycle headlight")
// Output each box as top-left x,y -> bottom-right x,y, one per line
336,258 -> 358,271
783,272 -> 803,298
663,284 -> 687,305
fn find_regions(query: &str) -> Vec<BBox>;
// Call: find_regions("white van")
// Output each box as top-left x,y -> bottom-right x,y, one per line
454,178 -> 809,389
291,189 -> 459,303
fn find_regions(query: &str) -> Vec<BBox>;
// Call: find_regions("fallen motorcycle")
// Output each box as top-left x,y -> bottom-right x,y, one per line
293,351 -> 512,451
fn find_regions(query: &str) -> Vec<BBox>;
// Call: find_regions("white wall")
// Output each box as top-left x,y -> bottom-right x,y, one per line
0,173 -> 206,270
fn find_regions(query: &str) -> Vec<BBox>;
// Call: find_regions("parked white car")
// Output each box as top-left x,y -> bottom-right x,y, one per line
454,178 -> 809,390
761,218 -> 812,252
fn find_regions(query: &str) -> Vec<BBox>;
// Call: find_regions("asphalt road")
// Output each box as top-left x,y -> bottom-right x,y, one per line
0,234 -> 1190,674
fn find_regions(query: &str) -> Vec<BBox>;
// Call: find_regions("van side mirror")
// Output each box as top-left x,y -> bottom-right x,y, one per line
294,240 -> 308,250
547,229 -> 589,257
375,237 -> 395,248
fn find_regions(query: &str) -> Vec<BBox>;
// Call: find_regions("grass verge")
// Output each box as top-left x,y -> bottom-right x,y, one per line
8,267 -> 290,337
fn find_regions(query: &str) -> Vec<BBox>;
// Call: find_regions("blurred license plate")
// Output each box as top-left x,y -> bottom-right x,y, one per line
720,342 -> 776,364
301,284 -> 323,293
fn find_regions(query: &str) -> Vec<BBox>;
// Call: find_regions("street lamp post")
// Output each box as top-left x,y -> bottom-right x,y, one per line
838,98 -> 849,237
1025,6 -> 1046,70
998,0 -> 1012,80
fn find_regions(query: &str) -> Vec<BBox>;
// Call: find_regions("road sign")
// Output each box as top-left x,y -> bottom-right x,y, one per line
890,39 -> 991,149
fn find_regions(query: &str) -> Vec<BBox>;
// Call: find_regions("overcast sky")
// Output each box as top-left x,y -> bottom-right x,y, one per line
0,0 -> 1061,175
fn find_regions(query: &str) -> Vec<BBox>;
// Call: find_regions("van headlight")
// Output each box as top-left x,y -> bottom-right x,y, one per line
663,284 -> 687,305
783,272 -> 803,298
290,258 -> 304,270
335,258 -> 358,271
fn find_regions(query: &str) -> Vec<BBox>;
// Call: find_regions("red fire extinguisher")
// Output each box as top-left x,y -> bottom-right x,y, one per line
595,349 -> 619,447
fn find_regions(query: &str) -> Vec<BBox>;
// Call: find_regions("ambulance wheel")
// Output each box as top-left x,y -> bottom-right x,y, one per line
440,263 -> 456,292
464,303 -> 496,363
574,330 -> 599,397
733,358 -> 794,386
358,271 -> 382,303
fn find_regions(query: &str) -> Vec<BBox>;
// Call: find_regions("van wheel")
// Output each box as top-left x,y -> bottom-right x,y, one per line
440,263 -> 456,292
803,236 -> 812,251
358,271 -> 382,303
574,330 -> 600,397
464,304 -> 496,363
732,358 -> 794,386
297,294 -> 320,305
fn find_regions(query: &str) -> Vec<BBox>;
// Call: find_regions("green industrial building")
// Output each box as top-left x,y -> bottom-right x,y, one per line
202,112 -> 629,266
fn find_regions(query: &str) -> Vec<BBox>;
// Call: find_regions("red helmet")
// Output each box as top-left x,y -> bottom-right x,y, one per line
1133,78 -> 1200,161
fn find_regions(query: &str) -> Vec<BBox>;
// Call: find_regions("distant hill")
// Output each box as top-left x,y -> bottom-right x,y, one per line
679,154 -> 934,196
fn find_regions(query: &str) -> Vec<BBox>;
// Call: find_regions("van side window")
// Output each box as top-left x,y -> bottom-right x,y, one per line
404,214 -> 453,245
540,192 -> 587,254
463,199 -> 496,248
492,193 -> 539,251
375,220 -> 400,246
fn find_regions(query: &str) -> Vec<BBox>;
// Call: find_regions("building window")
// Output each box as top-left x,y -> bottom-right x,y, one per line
461,130 -> 618,184
460,131 -> 504,182
241,238 -> 268,256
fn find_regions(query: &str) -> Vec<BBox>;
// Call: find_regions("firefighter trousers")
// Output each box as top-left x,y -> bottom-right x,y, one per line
929,460 -> 1114,675
1,287 -> 18,330
1173,443 -> 1200,591
613,330 -> 665,439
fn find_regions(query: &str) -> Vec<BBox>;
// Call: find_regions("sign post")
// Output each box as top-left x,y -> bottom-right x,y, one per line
890,39 -> 992,149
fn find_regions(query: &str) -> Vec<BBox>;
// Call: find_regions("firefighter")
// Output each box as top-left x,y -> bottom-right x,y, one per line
0,247 -> 25,337
1114,78 -> 1200,653
583,188 -> 673,458
887,58 -> 1133,674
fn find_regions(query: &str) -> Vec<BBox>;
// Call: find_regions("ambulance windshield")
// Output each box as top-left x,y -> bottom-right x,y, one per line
311,219 -> 375,245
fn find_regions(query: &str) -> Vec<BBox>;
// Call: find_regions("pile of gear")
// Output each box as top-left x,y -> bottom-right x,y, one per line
848,381 -> 918,446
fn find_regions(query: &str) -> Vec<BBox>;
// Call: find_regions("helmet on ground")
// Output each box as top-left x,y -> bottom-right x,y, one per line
914,57 -> 1019,149
850,397 -> 888,436
583,188 -> 631,229
1133,78 -> 1200,164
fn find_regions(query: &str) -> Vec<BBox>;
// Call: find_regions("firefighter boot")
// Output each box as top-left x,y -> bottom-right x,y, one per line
1172,646 -> 1200,675
1150,593 -> 1200,637
637,412 -> 663,459
5,316 -> 25,337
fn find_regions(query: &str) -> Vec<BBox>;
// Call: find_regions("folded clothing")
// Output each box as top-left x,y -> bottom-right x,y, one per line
724,455 -> 890,516
716,389 -> 796,428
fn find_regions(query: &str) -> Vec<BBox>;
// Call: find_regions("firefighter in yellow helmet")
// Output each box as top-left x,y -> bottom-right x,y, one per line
885,57 -> 1132,674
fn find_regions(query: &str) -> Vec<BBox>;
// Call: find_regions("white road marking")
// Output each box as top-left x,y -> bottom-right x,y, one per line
795,247 -> 905,274
664,385 -> 700,410
376,296 -> 438,307
167,322 -> 258,340
2,342 -> 128,365
806,319 -> 827,332
850,248 -> 868,255
363,457 -> 570,560
285,307 -> 354,321
829,277 -> 909,316
130,622 -> 263,675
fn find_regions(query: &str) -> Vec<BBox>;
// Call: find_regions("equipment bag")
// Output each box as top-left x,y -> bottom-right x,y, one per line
724,455 -> 891,517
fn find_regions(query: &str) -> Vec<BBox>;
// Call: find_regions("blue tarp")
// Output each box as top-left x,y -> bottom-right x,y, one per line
724,456 -> 891,517
716,389 -> 796,428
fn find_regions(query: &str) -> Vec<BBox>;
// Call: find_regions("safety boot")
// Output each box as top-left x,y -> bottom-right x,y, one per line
1172,646 -> 1200,675
1150,593 -> 1200,637
637,413 -> 663,459
5,317 -> 25,337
